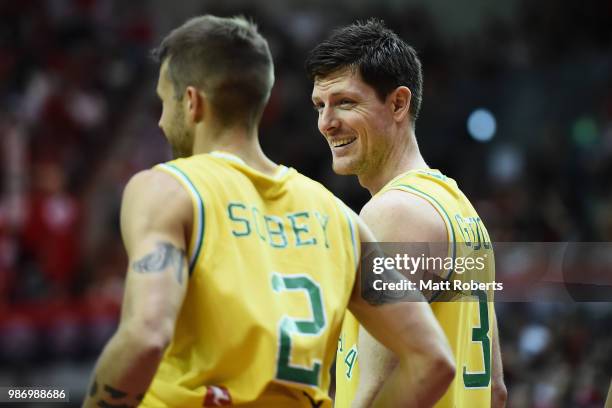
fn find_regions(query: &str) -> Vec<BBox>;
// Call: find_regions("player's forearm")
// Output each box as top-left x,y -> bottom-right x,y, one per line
371,354 -> 455,408
83,326 -> 168,407
354,343 -> 452,408
352,329 -> 398,408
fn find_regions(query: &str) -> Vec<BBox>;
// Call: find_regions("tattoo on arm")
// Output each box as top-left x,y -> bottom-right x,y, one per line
91,383 -> 146,408
132,242 -> 186,284
362,267 -> 424,305
89,379 -> 98,397
103,385 -> 127,399
360,246 -> 426,305
97,402 -> 133,408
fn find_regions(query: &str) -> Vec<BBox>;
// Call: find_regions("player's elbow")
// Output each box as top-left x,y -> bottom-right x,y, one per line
121,317 -> 174,357
492,380 -> 508,408
427,335 -> 456,389
394,350 -> 455,407
431,353 -> 456,389
417,349 -> 456,397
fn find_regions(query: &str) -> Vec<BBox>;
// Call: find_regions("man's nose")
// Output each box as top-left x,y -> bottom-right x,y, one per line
318,107 -> 340,136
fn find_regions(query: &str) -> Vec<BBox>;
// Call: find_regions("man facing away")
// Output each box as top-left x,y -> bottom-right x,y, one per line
83,15 -> 455,408
307,19 -> 507,408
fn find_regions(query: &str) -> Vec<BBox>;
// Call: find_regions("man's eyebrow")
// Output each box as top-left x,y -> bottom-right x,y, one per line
320,91 -> 358,98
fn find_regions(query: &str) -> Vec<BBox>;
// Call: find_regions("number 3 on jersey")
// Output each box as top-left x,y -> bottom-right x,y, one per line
271,272 -> 326,386
463,289 -> 491,388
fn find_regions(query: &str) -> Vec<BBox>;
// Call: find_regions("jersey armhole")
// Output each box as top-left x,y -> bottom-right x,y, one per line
155,163 -> 205,276
333,198 -> 360,271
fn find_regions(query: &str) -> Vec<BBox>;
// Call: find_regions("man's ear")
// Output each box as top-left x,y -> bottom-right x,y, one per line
185,86 -> 205,123
389,86 -> 412,123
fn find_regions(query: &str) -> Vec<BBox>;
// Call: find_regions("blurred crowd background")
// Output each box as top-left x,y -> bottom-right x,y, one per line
1,0 -> 611,406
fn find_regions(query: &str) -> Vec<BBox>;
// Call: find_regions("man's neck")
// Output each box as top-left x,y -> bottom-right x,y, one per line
192,126 -> 278,175
358,134 -> 429,196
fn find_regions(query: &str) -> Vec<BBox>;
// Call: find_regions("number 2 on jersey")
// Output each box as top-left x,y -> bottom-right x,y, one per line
271,272 -> 326,386
463,289 -> 491,388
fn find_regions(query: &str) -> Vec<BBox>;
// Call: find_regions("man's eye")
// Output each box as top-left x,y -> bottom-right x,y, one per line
339,99 -> 354,107
313,104 -> 324,112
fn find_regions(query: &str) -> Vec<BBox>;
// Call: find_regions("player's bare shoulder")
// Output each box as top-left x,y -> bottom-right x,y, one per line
122,169 -> 191,213
359,189 -> 447,243
120,169 -> 193,249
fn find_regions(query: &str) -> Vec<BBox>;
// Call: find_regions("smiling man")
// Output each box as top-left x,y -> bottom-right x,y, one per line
307,19 -> 507,408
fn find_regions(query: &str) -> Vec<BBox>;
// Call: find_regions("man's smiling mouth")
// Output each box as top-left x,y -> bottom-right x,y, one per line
330,137 -> 357,148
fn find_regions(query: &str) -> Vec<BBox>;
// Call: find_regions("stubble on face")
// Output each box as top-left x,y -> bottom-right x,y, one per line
168,104 -> 193,159
158,60 -> 194,159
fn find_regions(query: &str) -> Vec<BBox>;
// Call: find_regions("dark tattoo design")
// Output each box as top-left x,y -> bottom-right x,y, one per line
90,379 -> 98,397
88,376 -> 144,407
132,242 -> 185,284
303,391 -> 323,408
97,402 -> 133,408
361,245 -> 427,305
103,384 -> 128,399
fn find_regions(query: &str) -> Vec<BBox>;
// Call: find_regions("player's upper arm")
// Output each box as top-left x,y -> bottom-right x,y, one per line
117,169 -> 193,345
361,189 -> 449,291
347,213 -> 451,366
359,189 -> 447,243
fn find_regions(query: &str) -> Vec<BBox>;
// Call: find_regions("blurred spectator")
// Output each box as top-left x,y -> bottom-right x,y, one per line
20,161 -> 81,298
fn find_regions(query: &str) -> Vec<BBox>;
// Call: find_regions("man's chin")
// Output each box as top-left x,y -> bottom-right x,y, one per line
331,159 -> 357,176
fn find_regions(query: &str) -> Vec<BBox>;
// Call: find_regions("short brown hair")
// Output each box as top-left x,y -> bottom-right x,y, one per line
306,19 -> 423,124
152,15 -> 274,127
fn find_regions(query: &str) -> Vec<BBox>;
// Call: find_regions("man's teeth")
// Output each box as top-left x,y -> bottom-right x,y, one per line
331,138 -> 356,147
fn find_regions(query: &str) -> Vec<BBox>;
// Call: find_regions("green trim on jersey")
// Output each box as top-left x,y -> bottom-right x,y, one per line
158,163 -> 205,274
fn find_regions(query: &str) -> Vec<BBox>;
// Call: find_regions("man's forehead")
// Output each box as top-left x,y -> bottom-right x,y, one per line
312,67 -> 366,97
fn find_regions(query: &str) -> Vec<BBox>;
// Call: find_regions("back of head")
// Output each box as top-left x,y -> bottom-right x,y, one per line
305,18 -> 423,124
153,15 -> 274,128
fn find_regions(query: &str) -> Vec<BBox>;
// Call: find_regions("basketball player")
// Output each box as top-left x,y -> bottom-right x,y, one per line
307,19 -> 507,407
83,15 -> 455,407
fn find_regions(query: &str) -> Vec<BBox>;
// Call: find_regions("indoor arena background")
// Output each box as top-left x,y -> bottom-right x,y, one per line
1,0 -> 611,406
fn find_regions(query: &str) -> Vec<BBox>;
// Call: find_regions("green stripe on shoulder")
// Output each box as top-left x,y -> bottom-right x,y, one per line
334,198 -> 359,270
156,163 -> 205,275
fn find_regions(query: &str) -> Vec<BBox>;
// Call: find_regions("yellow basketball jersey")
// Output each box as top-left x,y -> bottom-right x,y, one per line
142,151 -> 359,407
335,169 -> 495,408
